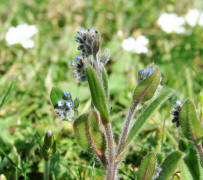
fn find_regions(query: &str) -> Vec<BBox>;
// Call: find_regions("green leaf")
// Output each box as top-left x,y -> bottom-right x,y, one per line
125,88 -> 174,148
178,139 -> 189,153
102,68 -> 109,100
137,152 -> 157,180
179,99 -> 203,141
73,111 -> 106,155
157,151 -> 183,180
87,110 -> 106,154
179,161 -> 193,180
171,174 -> 181,180
73,113 -> 90,150
133,66 -> 161,102
184,146 -> 203,180
86,66 -> 109,123
0,80 -> 16,111
50,87 -> 64,108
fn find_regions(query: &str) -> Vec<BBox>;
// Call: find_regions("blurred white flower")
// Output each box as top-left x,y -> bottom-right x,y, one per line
117,30 -> 124,38
5,24 -> 38,48
121,35 -> 149,54
157,13 -> 186,34
185,9 -> 203,27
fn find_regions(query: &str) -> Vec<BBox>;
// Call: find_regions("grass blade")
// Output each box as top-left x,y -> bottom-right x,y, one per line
0,80 -> 16,111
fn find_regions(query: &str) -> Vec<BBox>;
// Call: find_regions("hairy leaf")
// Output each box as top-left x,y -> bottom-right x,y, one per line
102,68 -> 109,100
179,99 -> 203,141
73,113 -> 89,150
158,151 -> 183,180
87,110 -> 106,155
184,146 -> 203,180
137,152 -> 157,180
73,111 -> 106,156
125,88 -> 174,148
86,66 -> 109,123
179,161 -> 193,180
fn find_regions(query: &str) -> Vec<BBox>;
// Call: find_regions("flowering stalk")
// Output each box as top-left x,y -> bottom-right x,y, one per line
50,27 -> 167,180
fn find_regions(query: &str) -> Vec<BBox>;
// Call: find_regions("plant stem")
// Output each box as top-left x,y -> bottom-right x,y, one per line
104,122 -> 115,180
44,159 -> 50,180
195,143 -> 203,167
116,99 -> 140,157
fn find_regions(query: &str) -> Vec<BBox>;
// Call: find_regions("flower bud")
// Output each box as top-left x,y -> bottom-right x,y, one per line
44,130 -> 54,150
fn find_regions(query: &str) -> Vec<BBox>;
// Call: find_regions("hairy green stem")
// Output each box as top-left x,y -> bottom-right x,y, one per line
195,143 -> 203,167
44,159 -> 50,180
116,99 -> 140,157
104,123 -> 115,180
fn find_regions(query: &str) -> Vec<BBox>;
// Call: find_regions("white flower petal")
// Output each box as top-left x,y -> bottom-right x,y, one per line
122,36 -> 149,54
158,13 -> 186,34
5,24 -> 38,48
121,37 -> 136,51
185,9 -> 201,27
21,40 -> 34,48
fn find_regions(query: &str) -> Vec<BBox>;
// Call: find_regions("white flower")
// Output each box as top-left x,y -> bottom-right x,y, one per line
5,24 -> 38,48
117,30 -> 124,38
157,13 -> 186,34
185,9 -> 203,27
121,35 -> 149,54
122,37 -> 136,52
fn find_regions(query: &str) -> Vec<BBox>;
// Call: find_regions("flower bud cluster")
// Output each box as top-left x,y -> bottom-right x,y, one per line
72,27 -> 110,83
70,56 -> 86,82
75,27 -> 100,57
171,100 -> 182,127
54,92 -> 79,121
138,68 -> 154,82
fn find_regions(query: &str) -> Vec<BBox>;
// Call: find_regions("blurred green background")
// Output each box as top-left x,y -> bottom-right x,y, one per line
0,0 -> 203,179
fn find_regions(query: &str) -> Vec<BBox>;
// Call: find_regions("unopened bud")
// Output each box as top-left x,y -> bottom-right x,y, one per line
44,130 -> 54,150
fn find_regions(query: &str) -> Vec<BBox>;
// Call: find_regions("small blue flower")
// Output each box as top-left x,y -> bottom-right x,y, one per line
75,56 -> 82,61
64,92 -> 71,98
57,99 -> 65,107
89,27 -> 95,33
77,28 -> 86,35
70,60 -> 75,66
66,100 -> 74,108
173,100 -> 182,106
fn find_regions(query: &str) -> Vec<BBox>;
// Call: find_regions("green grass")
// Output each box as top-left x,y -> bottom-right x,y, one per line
0,0 -> 203,179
